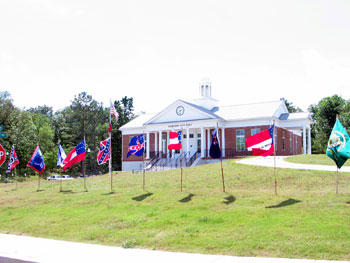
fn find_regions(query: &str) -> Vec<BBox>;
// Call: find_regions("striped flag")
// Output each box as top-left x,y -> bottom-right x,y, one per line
245,125 -> 275,157
110,100 -> 119,122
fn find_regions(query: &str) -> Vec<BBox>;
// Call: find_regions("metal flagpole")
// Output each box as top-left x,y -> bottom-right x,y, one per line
336,167 -> 339,195
109,102 -> 113,192
181,139 -> 183,192
217,123 -> 225,192
37,172 -> 40,192
59,169 -> 62,192
143,132 -> 145,191
83,136 -> 87,192
335,114 -> 339,195
14,167 -> 17,189
273,120 -> 277,196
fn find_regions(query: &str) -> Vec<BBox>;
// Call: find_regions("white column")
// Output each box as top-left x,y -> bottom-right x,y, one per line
222,127 -> 225,157
159,130 -> 162,154
207,128 -> 210,157
308,128 -> 312,155
303,126 -> 306,154
167,131 -> 170,157
146,132 -> 150,159
186,128 -> 190,155
201,127 -> 205,157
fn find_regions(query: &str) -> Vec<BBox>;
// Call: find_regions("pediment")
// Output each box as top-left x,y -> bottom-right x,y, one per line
144,100 -> 219,125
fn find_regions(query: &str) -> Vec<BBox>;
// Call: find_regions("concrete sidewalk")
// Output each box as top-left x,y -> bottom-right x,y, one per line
237,156 -> 350,172
0,234 -> 349,263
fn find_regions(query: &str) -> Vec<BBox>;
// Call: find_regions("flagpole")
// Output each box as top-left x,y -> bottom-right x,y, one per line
14,167 -> 17,189
109,100 -> 113,192
336,167 -> 339,195
217,123 -> 225,192
37,172 -> 40,192
335,114 -> 339,195
143,131 -> 145,191
181,144 -> 183,192
273,120 -> 277,196
83,136 -> 87,192
59,168 -> 62,192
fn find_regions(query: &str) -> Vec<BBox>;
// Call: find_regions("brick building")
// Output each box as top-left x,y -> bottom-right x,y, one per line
120,80 -> 313,171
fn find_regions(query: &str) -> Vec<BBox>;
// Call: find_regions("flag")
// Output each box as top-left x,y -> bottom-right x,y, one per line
326,118 -> 350,169
97,138 -> 111,165
209,128 -> 222,158
27,145 -> 45,174
246,125 -> 274,157
168,131 -> 182,150
126,134 -> 144,158
62,140 -> 86,171
108,121 -> 112,132
6,146 -> 19,174
110,100 -> 119,122
57,144 -> 67,167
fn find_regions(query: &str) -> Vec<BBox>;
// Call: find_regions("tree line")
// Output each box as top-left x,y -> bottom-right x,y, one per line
0,91 -> 348,178
0,91 -> 135,178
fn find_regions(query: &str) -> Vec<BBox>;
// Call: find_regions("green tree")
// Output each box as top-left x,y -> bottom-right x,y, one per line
308,95 -> 347,153
280,98 -> 302,113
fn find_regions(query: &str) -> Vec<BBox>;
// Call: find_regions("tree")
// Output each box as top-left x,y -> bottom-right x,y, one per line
308,95 -> 347,153
280,98 -> 302,113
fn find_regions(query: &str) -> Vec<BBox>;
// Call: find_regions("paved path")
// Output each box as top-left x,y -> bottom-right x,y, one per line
237,156 -> 350,172
0,234 -> 349,263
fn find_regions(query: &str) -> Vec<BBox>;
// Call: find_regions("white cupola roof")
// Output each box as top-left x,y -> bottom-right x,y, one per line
192,78 -> 219,110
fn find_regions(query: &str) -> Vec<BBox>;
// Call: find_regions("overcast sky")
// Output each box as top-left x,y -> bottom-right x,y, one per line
1,0 -> 350,114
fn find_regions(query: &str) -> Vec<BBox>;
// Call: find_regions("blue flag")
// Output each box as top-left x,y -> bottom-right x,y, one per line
27,145 -> 45,174
209,128 -> 222,159
126,134 -> 145,158
57,144 -> 67,167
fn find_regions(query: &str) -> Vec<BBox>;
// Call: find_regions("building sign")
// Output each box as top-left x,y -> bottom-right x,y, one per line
168,123 -> 192,129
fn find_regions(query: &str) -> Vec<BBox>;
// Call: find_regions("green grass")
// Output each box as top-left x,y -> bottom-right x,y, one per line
285,154 -> 350,166
0,160 -> 350,260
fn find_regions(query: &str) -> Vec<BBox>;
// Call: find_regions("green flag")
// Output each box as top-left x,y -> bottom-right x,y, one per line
326,118 -> 350,169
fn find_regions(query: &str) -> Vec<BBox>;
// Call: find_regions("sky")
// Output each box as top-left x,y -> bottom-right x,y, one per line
1,0 -> 350,114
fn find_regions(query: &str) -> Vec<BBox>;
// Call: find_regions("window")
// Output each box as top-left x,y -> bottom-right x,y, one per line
197,133 -> 201,138
290,133 -> 293,154
236,129 -> 245,151
251,128 -> 260,136
189,134 -> 194,139
295,137 -> 298,154
183,134 -> 187,139
282,131 -> 286,151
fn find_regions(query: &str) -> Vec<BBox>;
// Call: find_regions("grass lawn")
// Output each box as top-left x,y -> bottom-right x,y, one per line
0,160 -> 349,260
285,154 -> 350,166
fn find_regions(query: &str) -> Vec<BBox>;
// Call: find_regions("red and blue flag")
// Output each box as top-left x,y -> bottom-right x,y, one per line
97,138 -> 111,165
245,125 -> 274,157
62,140 -> 86,171
126,134 -> 144,158
168,131 -> 182,150
6,146 -> 19,174
27,145 -> 45,174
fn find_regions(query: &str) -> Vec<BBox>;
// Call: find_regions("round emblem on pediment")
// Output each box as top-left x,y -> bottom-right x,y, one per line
176,106 -> 185,116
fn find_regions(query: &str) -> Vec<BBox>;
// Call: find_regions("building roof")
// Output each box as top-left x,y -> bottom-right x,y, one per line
120,100 -> 311,130
215,101 -> 286,120
120,112 -> 157,129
